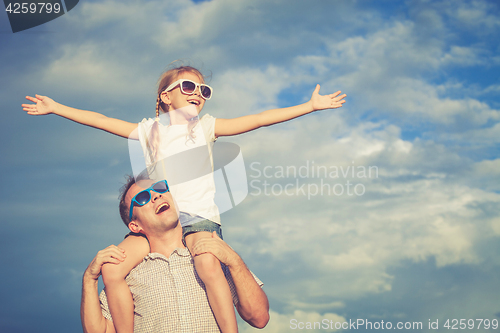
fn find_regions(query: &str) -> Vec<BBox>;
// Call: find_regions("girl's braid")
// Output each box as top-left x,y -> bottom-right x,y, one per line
155,94 -> 161,118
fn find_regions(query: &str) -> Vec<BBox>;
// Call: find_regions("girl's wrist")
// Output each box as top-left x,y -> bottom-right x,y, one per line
52,101 -> 62,115
305,100 -> 315,113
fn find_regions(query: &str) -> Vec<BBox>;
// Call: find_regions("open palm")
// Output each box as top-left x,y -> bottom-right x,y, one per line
310,84 -> 346,111
22,94 -> 57,115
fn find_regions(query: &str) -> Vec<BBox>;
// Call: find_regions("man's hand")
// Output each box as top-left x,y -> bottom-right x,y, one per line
310,85 -> 346,111
84,245 -> 126,281
81,245 -> 122,333
191,232 -> 242,268
194,233 -> 270,328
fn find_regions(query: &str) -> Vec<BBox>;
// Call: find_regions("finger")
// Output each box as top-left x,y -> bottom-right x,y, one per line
100,244 -> 125,253
96,255 -> 124,266
191,245 -> 207,256
193,250 -> 210,257
192,241 -> 207,253
109,252 -> 127,261
25,96 -> 38,103
103,257 -> 123,265
313,84 -> 321,95
332,97 -> 346,104
330,91 -> 342,98
96,246 -> 122,258
100,248 -> 127,260
192,241 -> 216,256
106,244 -> 126,253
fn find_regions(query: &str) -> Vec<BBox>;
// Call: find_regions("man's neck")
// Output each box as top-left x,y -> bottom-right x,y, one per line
147,224 -> 185,257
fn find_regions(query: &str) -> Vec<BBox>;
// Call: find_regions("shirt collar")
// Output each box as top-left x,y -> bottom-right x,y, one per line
145,247 -> 191,261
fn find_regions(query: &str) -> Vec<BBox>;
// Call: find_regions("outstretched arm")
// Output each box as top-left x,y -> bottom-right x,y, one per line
22,95 -> 138,139
192,232 -> 270,329
81,245 -> 124,333
215,85 -> 346,137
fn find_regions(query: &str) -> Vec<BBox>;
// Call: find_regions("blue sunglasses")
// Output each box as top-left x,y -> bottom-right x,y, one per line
129,180 -> 170,222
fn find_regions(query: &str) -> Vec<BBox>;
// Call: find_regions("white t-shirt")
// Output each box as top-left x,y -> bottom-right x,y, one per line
137,114 -> 221,225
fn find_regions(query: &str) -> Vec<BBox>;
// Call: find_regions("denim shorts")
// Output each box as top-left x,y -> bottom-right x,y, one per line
182,219 -> 223,246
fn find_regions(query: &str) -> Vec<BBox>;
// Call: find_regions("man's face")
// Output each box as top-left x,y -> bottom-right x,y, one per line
126,179 -> 179,235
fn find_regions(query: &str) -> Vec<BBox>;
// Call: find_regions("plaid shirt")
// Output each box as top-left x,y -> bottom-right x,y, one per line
99,247 -> 262,332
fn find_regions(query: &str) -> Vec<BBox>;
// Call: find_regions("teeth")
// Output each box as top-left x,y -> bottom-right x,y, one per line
156,202 -> 170,214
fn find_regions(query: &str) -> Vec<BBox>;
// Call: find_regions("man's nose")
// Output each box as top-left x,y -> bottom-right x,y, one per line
151,191 -> 162,202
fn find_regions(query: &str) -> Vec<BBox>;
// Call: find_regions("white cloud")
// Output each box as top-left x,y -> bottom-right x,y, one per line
226,111 -> 500,302
209,65 -> 291,118
40,42 -> 154,100
240,310 -> 346,333
21,0 -> 500,308
3,0 -> 500,330
449,0 -> 500,31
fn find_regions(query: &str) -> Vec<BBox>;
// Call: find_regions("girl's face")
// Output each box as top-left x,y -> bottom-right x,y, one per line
161,71 -> 207,117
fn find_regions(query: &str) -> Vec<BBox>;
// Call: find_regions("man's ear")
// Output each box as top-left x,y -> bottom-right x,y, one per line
128,220 -> 143,234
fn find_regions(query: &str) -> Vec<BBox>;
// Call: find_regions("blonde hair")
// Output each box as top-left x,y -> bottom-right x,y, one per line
146,64 -> 209,164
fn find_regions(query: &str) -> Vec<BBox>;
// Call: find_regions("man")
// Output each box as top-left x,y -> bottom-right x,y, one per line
80,176 -> 269,332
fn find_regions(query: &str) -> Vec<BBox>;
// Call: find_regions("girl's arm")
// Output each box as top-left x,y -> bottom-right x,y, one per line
192,232 -> 270,328
101,235 -> 150,333
81,245 -> 122,333
215,85 -> 346,137
22,94 -> 138,139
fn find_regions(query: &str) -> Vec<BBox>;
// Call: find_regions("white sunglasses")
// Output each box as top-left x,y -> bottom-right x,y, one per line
164,79 -> 213,100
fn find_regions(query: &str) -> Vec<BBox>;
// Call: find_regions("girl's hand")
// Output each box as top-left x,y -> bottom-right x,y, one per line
22,94 -> 58,115
84,245 -> 126,281
310,84 -> 346,111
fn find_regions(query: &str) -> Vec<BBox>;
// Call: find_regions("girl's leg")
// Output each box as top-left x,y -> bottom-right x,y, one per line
185,231 -> 238,333
102,235 -> 150,333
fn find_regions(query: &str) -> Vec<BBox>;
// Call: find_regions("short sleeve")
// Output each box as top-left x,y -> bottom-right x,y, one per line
137,117 -> 155,143
136,117 -> 156,165
222,265 -> 264,305
199,114 -> 217,143
99,289 -> 113,321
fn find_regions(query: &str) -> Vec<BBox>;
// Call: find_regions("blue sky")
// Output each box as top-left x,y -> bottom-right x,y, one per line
1,0 -> 500,332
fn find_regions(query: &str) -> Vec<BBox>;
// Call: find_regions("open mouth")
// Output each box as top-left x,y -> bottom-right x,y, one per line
188,100 -> 200,105
155,202 -> 170,214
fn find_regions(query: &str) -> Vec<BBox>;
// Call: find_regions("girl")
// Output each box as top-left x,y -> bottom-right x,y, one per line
23,65 -> 346,333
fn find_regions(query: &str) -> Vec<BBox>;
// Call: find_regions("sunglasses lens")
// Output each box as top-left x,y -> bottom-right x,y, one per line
181,81 -> 196,94
200,86 -> 212,99
152,181 -> 169,193
135,191 -> 151,206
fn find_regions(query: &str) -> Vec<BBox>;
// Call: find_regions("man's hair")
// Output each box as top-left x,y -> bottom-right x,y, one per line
119,172 -> 150,227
